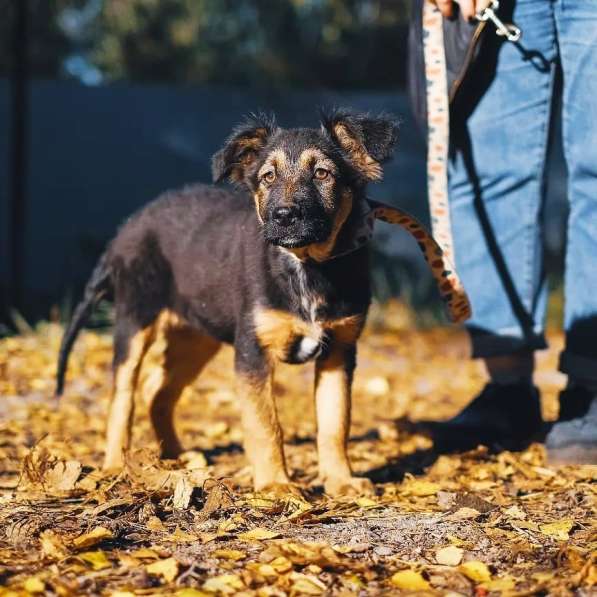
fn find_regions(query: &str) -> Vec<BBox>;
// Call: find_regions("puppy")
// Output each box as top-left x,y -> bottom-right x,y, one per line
56,110 -> 402,495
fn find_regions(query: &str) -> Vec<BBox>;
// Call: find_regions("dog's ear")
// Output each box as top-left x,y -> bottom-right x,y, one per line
212,113 -> 277,184
321,109 -> 399,181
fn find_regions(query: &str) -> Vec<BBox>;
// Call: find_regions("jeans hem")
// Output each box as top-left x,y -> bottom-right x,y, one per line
468,327 -> 548,359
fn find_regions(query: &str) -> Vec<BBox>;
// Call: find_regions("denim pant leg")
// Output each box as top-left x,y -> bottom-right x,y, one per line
555,1 -> 597,384
448,0 -> 557,358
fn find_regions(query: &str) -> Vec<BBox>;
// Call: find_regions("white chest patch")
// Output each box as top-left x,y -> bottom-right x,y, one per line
296,336 -> 320,362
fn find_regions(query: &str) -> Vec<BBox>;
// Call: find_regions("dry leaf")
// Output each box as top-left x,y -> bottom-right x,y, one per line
539,519 -> 574,541
146,557 -> 180,583
403,480 -> 440,497
290,572 -> 327,595
73,526 -> 114,549
79,550 -> 111,570
203,573 -> 244,594
459,561 -> 492,583
173,475 -> 194,509
23,577 -> 45,593
436,545 -> 464,566
390,569 -> 430,590
238,527 -> 280,541
39,530 -> 67,559
46,460 -> 82,491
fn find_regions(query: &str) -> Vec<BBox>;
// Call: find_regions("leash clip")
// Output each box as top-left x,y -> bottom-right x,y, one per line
476,0 -> 521,43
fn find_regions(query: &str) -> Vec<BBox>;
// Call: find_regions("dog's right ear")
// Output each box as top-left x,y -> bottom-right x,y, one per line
212,113 -> 277,185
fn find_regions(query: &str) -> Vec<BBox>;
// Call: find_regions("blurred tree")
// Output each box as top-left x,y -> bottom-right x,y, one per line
0,0 -> 409,89
91,0 -> 409,88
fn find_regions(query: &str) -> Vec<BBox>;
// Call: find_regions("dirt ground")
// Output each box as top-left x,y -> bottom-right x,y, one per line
0,302 -> 595,596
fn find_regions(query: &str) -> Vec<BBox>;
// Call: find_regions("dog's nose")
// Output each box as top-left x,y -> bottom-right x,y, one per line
272,206 -> 299,227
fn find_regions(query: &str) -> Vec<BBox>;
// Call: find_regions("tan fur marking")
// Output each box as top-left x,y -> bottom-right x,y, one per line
140,313 -> 220,458
237,372 -> 290,489
327,313 -> 365,346
334,123 -> 383,181
253,307 -> 319,361
104,325 -> 155,470
314,345 -> 353,492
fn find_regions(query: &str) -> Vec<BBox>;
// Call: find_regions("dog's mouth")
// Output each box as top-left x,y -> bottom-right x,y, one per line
263,219 -> 331,248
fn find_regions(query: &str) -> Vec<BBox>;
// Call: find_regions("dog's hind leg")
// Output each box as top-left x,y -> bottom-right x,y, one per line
104,318 -> 155,470
141,314 -> 220,459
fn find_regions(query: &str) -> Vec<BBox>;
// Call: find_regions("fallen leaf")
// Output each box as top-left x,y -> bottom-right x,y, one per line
213,549 -> 246,561
79,550 -> 111,570
73,526 -> 114,550
390,569 -> 430,590
173,475 -> 194,509
203,573 -> 244,594
39,530 -> 67,559
539,519 -> 574,541
403,480 -> 440,497
23,577 -> 45,593
459,561 -> 492,583
146,557 -> 180,583
436,545 -> 464,566
290,572 -> 327,595
46,460 -> 82,492
238,527 -> 280,541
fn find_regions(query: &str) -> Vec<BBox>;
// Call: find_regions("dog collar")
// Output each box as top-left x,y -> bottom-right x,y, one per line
326,198 -> 471,325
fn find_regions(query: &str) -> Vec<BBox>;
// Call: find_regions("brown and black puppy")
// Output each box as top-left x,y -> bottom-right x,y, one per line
56,109 -> 398,495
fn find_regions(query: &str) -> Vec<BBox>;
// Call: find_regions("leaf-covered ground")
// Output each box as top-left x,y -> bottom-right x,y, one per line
0,302 -> 595,596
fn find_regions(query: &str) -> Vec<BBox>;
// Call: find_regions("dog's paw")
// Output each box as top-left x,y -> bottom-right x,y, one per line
258,482 -> 305,499
324,476 -> 374,497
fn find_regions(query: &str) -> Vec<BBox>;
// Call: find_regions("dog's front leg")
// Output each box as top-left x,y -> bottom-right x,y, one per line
315,343 -> 373,496
235,341 -> 292,492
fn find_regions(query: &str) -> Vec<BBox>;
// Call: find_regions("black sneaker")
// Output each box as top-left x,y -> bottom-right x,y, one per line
422,383 -> 543,452
546,389 -> 597,465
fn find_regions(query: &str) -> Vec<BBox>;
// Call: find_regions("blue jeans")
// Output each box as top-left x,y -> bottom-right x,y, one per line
449,0 -> 597,383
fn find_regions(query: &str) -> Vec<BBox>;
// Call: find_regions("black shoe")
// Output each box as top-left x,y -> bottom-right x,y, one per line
546,389 -> 597,465
556,385 -> 594,421
422,383 -> 543,452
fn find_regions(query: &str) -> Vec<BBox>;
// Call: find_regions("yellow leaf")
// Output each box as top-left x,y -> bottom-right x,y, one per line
203,574 -> 244,594
176,590 -> 211,597
403,480 -> 439,497
23,577 -> 45,593
539,519 -> 574,541
39,530 -> 67,559
79,550 -> 111,570
390,570 -> 430,590
459,561 -> 492,583
109,592 -> 136,597
164,527 -> 197,543
173,476 -> 194,510
436,545 -> 464,566
238,527 -> 280,541
481,576 -> 517,591
73,526 -> 114,549
129,548 -> 160,560
290,572 -> 327,595
270,556 -> 293,573
355,497 -> 377,508
146,516 -> 165,532
213,549 -> 246,561
146,557 -> 180,583
46,460 -> 82,492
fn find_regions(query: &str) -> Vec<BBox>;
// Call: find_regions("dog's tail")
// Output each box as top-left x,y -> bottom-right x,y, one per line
55,252 -> 112,397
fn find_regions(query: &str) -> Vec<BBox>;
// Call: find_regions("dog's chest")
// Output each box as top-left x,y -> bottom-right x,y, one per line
254,260 -> 363,364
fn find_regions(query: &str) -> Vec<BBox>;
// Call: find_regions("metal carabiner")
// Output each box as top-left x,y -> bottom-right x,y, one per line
476,0 -> 522,43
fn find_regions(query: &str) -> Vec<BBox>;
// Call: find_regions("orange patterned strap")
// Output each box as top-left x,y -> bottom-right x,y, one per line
367,200 -> 471,324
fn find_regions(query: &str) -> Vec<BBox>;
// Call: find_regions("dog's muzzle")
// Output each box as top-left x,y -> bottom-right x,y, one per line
263,204 -> 331,248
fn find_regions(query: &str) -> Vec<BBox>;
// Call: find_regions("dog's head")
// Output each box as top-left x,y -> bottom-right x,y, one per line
212,110 -> 398,253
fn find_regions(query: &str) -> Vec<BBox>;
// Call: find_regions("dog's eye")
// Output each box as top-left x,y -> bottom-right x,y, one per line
262,170 -> 276,184
314,168 -> 330,181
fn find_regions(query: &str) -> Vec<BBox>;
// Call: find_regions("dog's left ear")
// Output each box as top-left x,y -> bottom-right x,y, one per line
321,109 -> 399,181
212,113 -> 277,185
